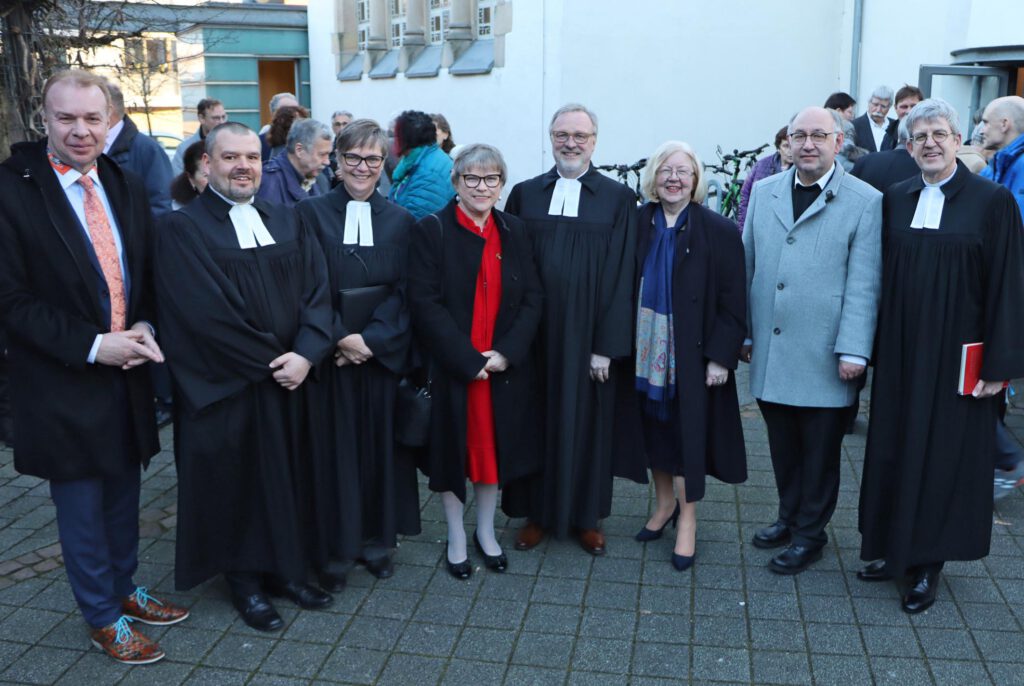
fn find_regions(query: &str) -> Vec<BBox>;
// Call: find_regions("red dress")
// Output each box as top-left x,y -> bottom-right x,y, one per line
456,204 -> 502,485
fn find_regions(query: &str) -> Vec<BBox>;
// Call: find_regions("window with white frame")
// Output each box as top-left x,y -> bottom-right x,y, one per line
357,0 -> 370,50
390,0 -> 407,48
477,0 -> 496,39
429,0 -> 450,44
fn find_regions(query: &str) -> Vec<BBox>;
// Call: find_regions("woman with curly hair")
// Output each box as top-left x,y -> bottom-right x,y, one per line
266,104 -> 310,160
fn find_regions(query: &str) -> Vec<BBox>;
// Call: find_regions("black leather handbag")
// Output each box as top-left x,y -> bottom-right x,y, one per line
395,377 -> 431,448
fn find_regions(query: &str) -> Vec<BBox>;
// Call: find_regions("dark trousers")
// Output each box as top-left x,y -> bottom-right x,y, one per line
49,465 -> 141,628
757,400 -> 847,548
994,418 -> 1024,472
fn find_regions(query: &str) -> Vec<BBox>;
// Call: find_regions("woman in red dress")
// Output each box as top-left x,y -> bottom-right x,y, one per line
408,144 -> 544,579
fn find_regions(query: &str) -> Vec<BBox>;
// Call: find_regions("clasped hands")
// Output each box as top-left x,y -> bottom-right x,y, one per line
475,350 -> 509,381
95,322 -> 164,370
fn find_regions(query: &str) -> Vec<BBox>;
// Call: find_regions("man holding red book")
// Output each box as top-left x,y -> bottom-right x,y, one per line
858,99 -> 1024,614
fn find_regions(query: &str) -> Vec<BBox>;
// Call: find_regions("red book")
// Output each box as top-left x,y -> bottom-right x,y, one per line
958,342 -> 1009,396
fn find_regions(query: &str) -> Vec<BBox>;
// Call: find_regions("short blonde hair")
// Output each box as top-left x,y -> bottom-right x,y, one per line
640,140 -> 707,204
42,69 -> 111,113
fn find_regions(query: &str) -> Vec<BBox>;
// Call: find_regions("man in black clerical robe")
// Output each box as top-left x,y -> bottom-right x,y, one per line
858,100 -> 1024,614
154,123 -> 335,632
501,104 -> 637,555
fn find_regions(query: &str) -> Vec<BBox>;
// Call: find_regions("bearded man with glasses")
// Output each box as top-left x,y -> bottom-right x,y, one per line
501,103 -> 637,557
857,99 -> 1024,614
742,106 -> 882,576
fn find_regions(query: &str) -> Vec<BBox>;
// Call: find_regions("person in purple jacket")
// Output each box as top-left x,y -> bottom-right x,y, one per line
737,126 -> 792,229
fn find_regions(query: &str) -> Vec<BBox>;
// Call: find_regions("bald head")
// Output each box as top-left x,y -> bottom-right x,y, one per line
788,107 -> 844,184
980,96 -> 1024,151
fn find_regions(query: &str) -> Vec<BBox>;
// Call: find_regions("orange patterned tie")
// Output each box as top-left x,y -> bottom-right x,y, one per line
77,175 -> 126,332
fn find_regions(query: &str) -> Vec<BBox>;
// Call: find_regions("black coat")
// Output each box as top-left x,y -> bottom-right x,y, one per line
0,140 -> 159,480
408,200 -> 544,502
850,147 -> 919,192
853,113 -> 896,153
614,202 -> 748,501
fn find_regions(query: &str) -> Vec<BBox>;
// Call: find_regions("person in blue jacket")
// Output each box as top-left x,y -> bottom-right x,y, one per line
388,110 -> 454,219
104,81 -> 173,216
980,96 -> 1024,216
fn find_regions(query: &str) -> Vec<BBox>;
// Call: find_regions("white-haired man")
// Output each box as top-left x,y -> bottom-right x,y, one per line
853,85 -> 896,152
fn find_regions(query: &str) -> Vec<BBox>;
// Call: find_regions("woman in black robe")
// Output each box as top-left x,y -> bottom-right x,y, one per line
614,141 -> 747,571
295,119 -> 420,588
407,144 -> 544,579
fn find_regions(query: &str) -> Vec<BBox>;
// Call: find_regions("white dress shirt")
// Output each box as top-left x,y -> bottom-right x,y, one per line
869,118 -> 888,151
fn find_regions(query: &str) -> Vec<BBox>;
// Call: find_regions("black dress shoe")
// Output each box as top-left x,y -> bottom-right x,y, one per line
768,544 -> 823,575
902,567 -> 941,614
264,579 -> 333,609
752,521 -> 791,549
473,532 -> 508,573
231,593 -> 284,632
154,406 -> 173,429
856,559 -> 893,582
317,569 -> 347,593
362,556 -> 395,579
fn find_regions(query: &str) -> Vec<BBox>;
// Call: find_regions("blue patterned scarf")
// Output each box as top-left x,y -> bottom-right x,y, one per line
635,204 -> 688,420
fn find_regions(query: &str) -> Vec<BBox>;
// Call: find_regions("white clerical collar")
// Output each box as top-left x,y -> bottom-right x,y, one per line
909,168 -> 955,230
343,200 -> 374,246
548,168 -> 586,218
210,188 -> 276,248
793,162 -> 836,190
104,119 -> 125,154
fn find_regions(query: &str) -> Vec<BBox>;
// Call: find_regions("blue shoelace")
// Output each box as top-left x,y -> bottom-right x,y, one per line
133,586 -> 164,609
112,616 -> 135,644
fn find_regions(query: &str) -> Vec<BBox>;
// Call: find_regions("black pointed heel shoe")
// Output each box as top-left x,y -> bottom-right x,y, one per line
473,532 -> 508,572
635,503 -> 681,542
671,552 -> 695,571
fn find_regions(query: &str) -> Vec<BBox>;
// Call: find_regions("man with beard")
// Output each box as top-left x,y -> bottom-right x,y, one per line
154,122 -> 335,631
858,99 -> 1024,613
501,103 -> 637,555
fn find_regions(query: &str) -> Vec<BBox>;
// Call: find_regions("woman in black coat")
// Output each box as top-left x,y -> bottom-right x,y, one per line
617,140 -> 748,571
408,144 -> 543,579
295,119 -> 420,587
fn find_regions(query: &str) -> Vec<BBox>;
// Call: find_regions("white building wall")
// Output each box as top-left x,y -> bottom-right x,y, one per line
308,0 -> 1020,193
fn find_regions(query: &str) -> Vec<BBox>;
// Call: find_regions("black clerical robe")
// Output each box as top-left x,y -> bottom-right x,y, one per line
154,189 -> 333,590
501,166 -> 637,535
295,186 -> 420,562
859,162 -> 1024,575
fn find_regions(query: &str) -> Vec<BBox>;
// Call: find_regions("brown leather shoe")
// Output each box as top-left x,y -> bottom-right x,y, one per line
578,528 -> 606,556
90,617 -> 165,664
122,587 -> 190,626
515,522 -> 545,550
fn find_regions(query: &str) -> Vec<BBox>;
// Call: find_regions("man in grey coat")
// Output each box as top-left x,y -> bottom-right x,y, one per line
741,106 -> 882,575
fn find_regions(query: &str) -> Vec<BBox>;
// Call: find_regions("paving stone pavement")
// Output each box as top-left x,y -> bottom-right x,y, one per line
0,370 -> 1022,685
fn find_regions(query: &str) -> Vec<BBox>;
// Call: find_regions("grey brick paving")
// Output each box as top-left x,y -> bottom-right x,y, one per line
0,371 -> 1023,684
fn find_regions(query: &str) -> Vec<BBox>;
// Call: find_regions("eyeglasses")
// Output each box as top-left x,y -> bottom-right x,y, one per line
461,173 -> 502,188
656,167 -> 694,179
789,131 -> 836,145
341,153 -> 384,169
551,131 -> 595,145
910,130 -> 951,146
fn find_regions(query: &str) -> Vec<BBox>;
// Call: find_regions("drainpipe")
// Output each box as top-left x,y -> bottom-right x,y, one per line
850,0 -> 864,98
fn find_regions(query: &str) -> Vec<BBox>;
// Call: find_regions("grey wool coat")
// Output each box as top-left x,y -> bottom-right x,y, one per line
742,164 -> 882,407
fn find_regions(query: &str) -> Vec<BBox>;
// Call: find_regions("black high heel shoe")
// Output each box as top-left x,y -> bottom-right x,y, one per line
635,503 -> 681,542
671,552 -> 695,571
445,542 -> 472,580
473,532 -> 508,573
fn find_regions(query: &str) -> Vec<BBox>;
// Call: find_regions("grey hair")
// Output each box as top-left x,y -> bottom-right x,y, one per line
871,85 -> 893,103
286,119 -> 332,154
904,98 -> 961,138
789,108 -> 844,134
451,143 -> 508,183
332,110 -> 354,120
269,92 -> 298,113
205,122 -> 256,155
897,117 -> 911,145
549,103 -> 599,135
105,80 -> 125,118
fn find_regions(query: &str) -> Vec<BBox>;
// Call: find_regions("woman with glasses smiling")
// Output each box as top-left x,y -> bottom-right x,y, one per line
408,144 -> 544,579
616,141 -> 748,571
295,119 -> 421,589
